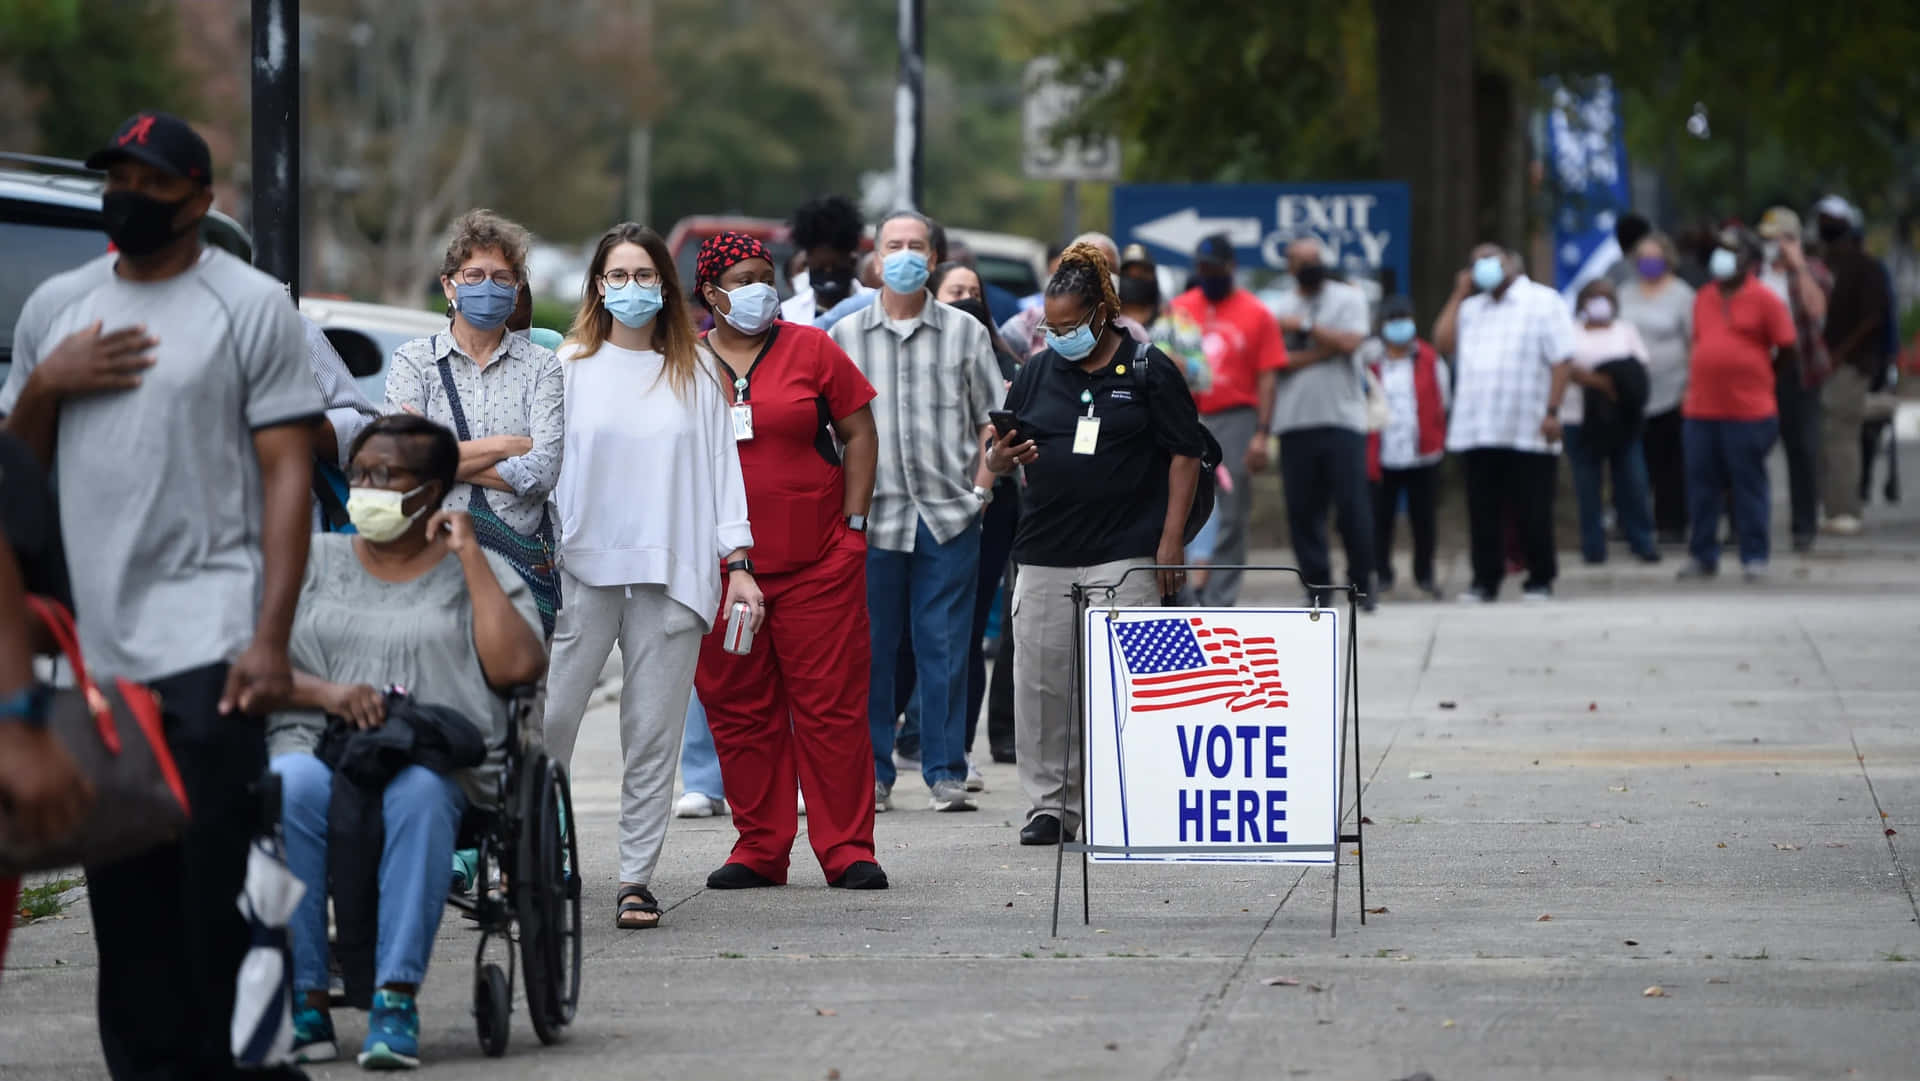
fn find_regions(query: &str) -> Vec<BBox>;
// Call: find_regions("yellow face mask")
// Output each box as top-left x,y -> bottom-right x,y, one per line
345,484 -> 428,543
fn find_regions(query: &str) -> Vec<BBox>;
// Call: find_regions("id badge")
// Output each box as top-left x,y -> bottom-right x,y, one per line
1072,415 -> 1101,455
731,402 -> 755,442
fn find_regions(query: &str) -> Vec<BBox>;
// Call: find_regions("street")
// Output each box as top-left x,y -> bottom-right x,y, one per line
4,450 -> 1918,1080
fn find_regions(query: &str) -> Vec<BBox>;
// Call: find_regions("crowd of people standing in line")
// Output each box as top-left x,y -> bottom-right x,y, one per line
0,110 -> 1907,1079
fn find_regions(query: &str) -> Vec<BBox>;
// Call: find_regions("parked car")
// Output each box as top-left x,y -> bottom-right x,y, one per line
0,153 -> 251,388
298,296 -> 448,403
948,228 -> 1048,299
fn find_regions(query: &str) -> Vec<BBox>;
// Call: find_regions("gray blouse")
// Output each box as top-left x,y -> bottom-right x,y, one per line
1618,278 -> 1695,416
268,534 -> 544,805
383,330 -> 565,536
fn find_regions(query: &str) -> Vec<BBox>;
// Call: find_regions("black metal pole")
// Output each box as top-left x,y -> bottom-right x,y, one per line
894,0 -> 923,211
251,0 -> 300,294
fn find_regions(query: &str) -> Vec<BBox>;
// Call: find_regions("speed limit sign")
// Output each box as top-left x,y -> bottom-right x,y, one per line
1023,57 -> 1122,182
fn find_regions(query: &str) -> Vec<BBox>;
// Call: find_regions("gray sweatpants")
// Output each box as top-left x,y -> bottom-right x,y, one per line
542,571 -> 707,886
1012,559 -> 1158,831
1199,407 -> 1257,606
1821,364 -> 1869,520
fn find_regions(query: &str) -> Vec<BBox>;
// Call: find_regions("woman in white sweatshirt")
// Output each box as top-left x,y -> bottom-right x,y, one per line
542,222 -> 763,930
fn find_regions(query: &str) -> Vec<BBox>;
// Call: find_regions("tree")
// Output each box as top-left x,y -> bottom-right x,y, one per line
0,0 -> 195,159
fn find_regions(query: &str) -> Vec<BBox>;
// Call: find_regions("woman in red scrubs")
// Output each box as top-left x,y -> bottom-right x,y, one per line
690,233 -> 889,890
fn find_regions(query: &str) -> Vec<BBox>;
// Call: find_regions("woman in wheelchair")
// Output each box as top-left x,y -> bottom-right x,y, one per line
268,413 -> 547,1069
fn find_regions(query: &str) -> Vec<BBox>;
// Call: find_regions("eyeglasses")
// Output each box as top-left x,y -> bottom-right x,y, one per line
601,268 -> 661,288
1039,314 -> 1097,337
348,464 -> 416,488
453,267 -> 518,288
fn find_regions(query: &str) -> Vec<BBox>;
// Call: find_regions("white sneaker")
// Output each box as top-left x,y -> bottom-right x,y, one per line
674,792 -> 725,818
891,748 -> 921,772
929,779 -> 978,812
874,780 -> 893,814
965,756 -> 986,793
1521,587 -> 1552,603
1823,515 -> 1863,536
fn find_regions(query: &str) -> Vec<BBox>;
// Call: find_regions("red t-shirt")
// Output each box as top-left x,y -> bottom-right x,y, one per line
706,321 -> 876,575
1168,287 -> 1290,414
1685,279 -> 1795,421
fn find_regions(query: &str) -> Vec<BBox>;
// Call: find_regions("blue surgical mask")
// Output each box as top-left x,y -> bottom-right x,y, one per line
881,249 -> 931,294
603,281 -> 663,329
718,281 -> 779,335
1709,248 -> 1740,281
1471,256 -> 1506,292
453,278 -> 517,331
1382,318 -> 1416,346
1046,317 -> 1100,361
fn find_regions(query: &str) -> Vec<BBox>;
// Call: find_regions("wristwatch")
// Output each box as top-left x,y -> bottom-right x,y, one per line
846,514 -> 868,533
1298,316 -> 1315,336
971,484 -> 994,506
0,683 -> 53,728
724,558 -> 755,575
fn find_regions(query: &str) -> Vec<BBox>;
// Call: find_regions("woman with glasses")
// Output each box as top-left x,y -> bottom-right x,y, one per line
384,209 -> 565,635
539,223 -> 763,930
689,231 -> 889,892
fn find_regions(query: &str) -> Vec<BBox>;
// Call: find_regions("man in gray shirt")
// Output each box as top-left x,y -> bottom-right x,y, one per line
1262,238 -> 1377,608
1,112 -> 319,1081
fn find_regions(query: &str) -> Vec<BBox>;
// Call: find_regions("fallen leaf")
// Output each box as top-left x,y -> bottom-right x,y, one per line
1306,983 -> 1324,992
1537,914 -> 1553,922
1438,700 -> 1457,709
1408,770 -> 1433,780
1772,843 -> 1799,851
1705,977 -> 1729,984
1262,976 -> 1301,986
815,1008 -> 838,1017
1360,816 -> 1374,825
1588,702 -> 1598,711
1004,902 -> 1013,908
1823,842 -> 1849,849
1609,785 -> 1630,793
1624,939 -> 1640,946
1441,1019 -> 1456,1028
1366,906 -> 1389,914
1889,828 -> 1899,837
1716,842 -> 1728,848
1104,1042 -> 1118,1052
828,1071 -> 842,1081
1643,985 -> 1667,998
1095,929 -> 1110,934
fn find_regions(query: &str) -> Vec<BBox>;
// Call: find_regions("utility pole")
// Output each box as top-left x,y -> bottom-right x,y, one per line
624,0 -> 653,226
894,0 -> 924,211
251,0 -> 301,294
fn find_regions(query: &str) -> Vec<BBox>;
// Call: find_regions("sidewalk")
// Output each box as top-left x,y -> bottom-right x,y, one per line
4,456 -> 1918,1078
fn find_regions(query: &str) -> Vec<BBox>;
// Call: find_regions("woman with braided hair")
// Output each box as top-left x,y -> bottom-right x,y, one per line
982,241 -> 1210,846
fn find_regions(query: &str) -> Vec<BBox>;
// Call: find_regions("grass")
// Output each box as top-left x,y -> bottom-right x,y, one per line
718,951 -> 745,959
1885,952 -> 1911,963
16,875 -> 83,921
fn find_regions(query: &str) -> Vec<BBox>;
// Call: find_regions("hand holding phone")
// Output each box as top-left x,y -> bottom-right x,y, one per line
988,410 -> 1022,440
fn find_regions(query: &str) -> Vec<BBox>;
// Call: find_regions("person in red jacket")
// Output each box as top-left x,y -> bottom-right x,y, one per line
1362,296 -> 1450,598
691,233 -> 890,890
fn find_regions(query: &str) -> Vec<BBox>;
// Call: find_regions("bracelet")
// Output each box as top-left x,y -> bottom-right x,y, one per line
0,683 -> 53,729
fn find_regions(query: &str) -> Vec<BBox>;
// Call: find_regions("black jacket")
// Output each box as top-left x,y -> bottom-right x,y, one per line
317,691 -> 486,1007
1580,358 -> 1651,457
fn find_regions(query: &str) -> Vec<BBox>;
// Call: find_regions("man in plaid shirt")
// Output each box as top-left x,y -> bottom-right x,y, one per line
1433,244 -> 1577,602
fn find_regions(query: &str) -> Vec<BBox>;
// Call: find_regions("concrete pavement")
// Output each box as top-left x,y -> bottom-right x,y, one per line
5,457 -> 1918,1079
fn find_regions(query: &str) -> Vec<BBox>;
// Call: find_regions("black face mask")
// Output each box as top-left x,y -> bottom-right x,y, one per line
811,264 -> 855,309
1117,275 -> 1160,309
1295,263 -> 1330,292
1198,273 -> 1233,303
1817,218 -> 1851,245
102,190 -> 197,258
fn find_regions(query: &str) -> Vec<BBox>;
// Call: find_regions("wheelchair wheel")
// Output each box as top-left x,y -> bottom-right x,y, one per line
474,962 -> 511,1058
516,753 -> 582,1045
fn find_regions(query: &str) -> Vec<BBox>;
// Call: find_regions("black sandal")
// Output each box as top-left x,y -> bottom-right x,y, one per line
615,884 -> 661,930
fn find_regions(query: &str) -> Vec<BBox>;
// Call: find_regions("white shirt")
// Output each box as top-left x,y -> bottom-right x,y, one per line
1358,339 -> 1452,470
554,342 -> 753,627
781,280 -> 871,325
1562,321 -> 1649,426
1446,276 -> 1577,454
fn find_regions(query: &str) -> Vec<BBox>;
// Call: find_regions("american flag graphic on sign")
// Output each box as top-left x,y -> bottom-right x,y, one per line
1112,616 -> 1288,718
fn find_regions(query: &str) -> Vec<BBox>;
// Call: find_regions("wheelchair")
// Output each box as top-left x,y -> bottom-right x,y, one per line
445,687 -> 583,1057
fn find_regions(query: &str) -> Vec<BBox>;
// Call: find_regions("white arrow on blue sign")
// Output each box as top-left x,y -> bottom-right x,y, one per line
1113,182 -> 1412,295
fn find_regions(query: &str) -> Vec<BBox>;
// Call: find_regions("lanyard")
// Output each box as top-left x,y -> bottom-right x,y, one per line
709,325 -> 781,404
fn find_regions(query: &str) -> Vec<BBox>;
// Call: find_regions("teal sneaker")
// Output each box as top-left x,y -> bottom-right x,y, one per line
357,989 -> 421,1070
291,1005 -> 337,1063
450,847 -> 479,894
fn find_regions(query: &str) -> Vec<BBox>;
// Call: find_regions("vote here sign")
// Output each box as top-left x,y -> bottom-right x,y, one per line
1082,607 -> 1340,864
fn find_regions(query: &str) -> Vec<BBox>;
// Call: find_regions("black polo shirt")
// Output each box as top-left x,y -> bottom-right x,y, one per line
1006,336 -> 1208,568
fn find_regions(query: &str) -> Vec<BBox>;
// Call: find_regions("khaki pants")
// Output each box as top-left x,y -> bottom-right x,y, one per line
1821,365 -> 1869,520
1012,559 -> 1158,830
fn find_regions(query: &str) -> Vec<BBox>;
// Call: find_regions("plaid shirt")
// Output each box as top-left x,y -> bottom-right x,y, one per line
830,298 -> 1000,552
1446,277 -> 1577,454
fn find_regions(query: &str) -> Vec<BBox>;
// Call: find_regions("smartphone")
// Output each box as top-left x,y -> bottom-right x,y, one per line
988,410 -> 1023,439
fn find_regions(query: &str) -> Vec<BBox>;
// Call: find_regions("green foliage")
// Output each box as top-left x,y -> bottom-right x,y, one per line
16,875 -> 83,921
0,0 -> 194,158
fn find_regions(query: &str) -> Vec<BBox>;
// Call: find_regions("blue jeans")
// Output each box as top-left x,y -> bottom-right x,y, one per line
1684,417 -> 1779,569
1563,425 -> 1657,562
868,517 -> 980,788
679,696 -> 725,801
272,753 -> 465,995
